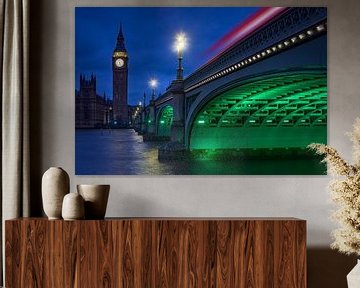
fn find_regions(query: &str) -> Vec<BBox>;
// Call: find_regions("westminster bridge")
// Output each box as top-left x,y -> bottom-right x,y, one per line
133,7 -> 327,154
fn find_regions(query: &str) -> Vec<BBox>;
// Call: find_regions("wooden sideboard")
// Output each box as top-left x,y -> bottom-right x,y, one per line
5,218 -> 306,287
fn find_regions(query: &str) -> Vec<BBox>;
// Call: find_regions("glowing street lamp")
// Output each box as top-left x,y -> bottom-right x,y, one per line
149,78 -> 158,100
174,32 -> 187,80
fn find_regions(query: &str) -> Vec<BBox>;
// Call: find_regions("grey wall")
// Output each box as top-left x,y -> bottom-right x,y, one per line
30,1 -> 360,286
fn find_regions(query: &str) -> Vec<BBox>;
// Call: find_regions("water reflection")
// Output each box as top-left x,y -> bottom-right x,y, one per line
75,129 -> 326,175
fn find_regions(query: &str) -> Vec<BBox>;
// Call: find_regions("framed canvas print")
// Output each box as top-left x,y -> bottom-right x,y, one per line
75,7 -> 327,175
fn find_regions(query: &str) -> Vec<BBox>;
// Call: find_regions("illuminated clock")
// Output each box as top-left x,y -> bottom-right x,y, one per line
115,58 -> 124,67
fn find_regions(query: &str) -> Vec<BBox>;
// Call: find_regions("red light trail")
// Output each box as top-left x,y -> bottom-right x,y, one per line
203,7 -> 288,64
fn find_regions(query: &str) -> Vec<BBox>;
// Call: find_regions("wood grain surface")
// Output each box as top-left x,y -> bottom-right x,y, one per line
5,218 -> 306,287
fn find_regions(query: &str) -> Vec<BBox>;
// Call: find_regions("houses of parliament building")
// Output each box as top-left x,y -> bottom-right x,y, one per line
76,26 -> 130,128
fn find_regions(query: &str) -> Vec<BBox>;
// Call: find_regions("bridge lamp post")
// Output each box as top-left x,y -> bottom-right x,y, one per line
149,78 -> 158,101
174,32 -> 187,80
143,92 -> 146,108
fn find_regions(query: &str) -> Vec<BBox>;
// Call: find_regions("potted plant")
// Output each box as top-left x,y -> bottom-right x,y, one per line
309,118 -> 360,287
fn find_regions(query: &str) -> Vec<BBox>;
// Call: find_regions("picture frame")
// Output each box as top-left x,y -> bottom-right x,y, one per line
75,6 -> 327,175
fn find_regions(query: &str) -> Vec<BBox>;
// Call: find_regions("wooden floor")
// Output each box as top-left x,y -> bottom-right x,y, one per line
6,218 -> 306,287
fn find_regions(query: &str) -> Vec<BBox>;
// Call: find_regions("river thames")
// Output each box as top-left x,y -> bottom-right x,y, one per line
75,129 -> 325,175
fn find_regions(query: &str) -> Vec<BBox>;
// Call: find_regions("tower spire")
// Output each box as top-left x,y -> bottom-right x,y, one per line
114,23 -> 127,52
118,22 -> 123,39
112,22 -> 129,127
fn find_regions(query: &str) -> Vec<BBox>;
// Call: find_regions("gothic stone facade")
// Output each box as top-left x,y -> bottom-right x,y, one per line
75,74 -> 112,128
76,26 -> 129,128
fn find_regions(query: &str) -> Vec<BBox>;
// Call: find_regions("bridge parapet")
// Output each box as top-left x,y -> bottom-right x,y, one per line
184,7 -> 327,91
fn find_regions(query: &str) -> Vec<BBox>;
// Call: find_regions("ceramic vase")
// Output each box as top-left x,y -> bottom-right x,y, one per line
42,167 -> 70,219
77,184 -> 110,219
347,259 -> 360,288
62,192 -> 85,220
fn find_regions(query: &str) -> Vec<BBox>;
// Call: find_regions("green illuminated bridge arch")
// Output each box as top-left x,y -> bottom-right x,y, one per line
157,105 -> 174,137
189,69 -> 327,150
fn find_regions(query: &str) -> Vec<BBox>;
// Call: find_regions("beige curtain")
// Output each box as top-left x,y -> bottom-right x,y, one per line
0,0 -> 30,284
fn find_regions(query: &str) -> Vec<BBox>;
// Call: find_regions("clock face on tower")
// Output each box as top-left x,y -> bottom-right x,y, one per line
115,58 -> 124,68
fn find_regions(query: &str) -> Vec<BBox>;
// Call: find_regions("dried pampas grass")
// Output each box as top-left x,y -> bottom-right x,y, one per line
309,118 -> 360,256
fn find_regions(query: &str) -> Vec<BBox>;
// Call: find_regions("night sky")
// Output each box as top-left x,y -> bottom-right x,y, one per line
75,7 -> 259,106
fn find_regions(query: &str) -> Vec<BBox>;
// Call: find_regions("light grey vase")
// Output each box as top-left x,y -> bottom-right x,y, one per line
77,184 -> 110,219
42,167 -> 70,219
347,260 -> 360,288
62,192 -> 85,220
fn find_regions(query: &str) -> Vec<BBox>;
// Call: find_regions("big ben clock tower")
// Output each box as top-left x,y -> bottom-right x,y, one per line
112,25 -> 128,126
